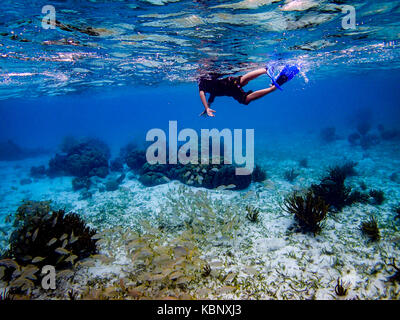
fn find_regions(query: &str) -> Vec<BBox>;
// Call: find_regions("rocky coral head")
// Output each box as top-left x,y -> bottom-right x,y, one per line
48,137 -> 110,178
356,121 -> 372,136
369,189 -> 385,205
320,127 -> 338,144
3,201 -> 98,283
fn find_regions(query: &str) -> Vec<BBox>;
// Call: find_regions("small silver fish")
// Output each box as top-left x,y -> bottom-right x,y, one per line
21,255 -> 33,262
64,255 -> 78,264
0,259 -> 20,270
32,228 -> 39,242
57,269 -> 74,278
69,231 -> 79,244
76,259 -> 95,268
47,238 -> 57,246
31,256 -> 45,264
55,247 -> 70,255
60,233 -> 68,241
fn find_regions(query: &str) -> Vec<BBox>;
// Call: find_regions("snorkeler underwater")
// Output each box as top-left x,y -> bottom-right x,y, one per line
0,0 -> 400,306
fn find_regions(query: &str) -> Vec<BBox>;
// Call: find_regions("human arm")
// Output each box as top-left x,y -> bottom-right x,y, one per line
199,90 -> 216,117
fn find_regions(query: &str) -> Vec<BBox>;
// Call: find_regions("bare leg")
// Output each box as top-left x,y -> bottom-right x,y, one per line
245,85 -> 277,104
240,68 -> 268,87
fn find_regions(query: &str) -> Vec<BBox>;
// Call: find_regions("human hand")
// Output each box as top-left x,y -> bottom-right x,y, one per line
199,108 -> 216,117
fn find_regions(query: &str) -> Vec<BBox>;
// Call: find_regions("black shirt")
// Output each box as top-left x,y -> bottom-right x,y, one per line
198,76 -> 252,105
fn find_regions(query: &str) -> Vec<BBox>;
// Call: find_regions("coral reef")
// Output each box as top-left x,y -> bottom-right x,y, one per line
118,141 -> 261,191
359,181 -> 368,191
348,133 -> 361,146
378,124 -> 399,141
283,190 -> 329,235
212,165 -> 252,190
1,201 -> 98,291
359,134 -> 380,150
356,121 -> 372,136
72,177 -> 91,191
0,140 -> 47,161
30,165 -> 46,178
139,160 -> 253,191
320,127 -> 339,144
347,112 -> 381,149
338,161 -> 358,177
48,138 -> 110,178
390,172 -> 399,183
299,158 -> 308,168
346,190 -> 370,204
369,189 -> 385,205
110,157 -> 124,172
139,171 -> 170,187
310,162 -> 367,211
20,178 -> 32,185
105,173 -> 126,191
251,165 -> 267,183
311,166 -> 351,211
120,142 -> 147,172
284,168 -> 299,183
60,136 -> 79,154
360,216 -> 380,242
125,149 -> 147,172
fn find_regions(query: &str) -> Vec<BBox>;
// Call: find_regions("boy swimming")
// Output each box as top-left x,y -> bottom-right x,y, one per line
198,65 -> 298,117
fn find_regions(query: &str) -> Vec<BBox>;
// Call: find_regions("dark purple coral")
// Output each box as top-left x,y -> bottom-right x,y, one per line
48,138 -> 110,178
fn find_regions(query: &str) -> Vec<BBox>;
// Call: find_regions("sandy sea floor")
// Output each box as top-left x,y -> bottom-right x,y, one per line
0,132 -> 400,300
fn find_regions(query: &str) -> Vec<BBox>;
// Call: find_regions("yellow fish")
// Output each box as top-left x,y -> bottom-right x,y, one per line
52,216 -> 58,227
225,184 -> 236,189
0,258 -> 20,270
65,255 -> 78,264
69,231 -> 79,244
76,259 -> 95,268
91,233 -> 103,240
47,238 -> 57,246
31,256 -> 45,263
55,247 -> 70,255
57,269 -> 74,278
32,228 -> 39,242
20,266 -> 39,280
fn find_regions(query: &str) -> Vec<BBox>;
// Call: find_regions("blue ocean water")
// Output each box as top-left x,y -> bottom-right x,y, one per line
0,0 -> 400,300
